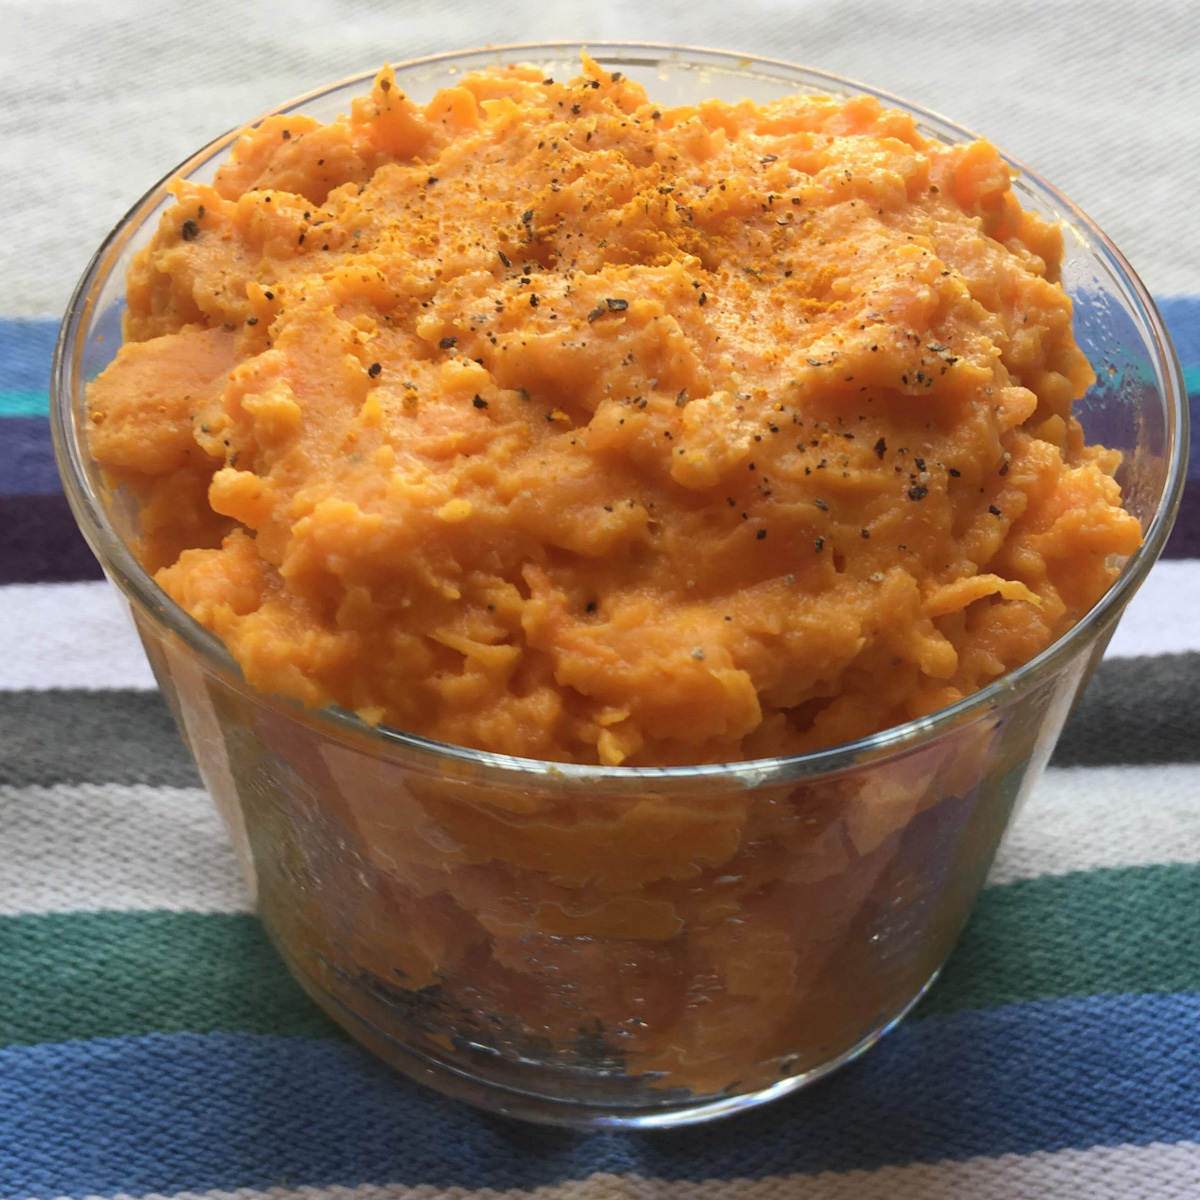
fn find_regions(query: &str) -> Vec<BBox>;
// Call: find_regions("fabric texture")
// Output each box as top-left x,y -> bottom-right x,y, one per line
2,2 -> 1199,1197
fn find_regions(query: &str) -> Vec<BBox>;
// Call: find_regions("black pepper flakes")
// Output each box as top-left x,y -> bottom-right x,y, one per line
908,484 -> 929,501
605,297 -> 629,312
989,504 -> 1002,515
756,529 -> 767,540
874,437 -> 887,459
948,467 -> 961,477
814,498 -> 828,511
472,395 -> 488,409
281,129 -> 291,139
999,461 -> 1009,476
529,294 -> 539,307
861,528 -> 870,539
180,219 -> 200,241
698,292 -> 707,306
498,250 -> 512,268
246,316 -> 258,326
367,362 -> 382,378
439,337 -> 457,349
814,536 -> 825,553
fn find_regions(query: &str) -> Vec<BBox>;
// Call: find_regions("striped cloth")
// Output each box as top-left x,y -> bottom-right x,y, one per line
3,2 -> 1199,1196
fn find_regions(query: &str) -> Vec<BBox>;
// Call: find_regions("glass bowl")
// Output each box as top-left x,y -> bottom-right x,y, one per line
51,42 -> 1188,1128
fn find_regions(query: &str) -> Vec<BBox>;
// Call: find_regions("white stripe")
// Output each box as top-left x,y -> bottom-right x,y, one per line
989,763 -> 1200,886
1104,559 -> 1200,660
1,563 -> 1196,693
0,784 -> 250,916
0,582 -> 155,690
67,1140 -> 1200,1198
2,763 -> 1197,918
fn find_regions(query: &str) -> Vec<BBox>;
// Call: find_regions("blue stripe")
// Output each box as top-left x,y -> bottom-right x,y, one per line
0,299 -> 1195,404
1,301 -> 1195,496
0,297 -> 1196,387
0,418 -> 60,495
2,993 -> 1198,1197
0,319 -> 58,393
3,386 -> 1199,501
1160,297 -> 1200,368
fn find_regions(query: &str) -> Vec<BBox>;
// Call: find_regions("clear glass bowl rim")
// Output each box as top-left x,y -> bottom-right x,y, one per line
51,40 -> 1189,793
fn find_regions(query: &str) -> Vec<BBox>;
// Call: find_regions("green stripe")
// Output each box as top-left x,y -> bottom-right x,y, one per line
0,911 -> 338,1046
2,864 -> 1198,1048
920,863 -> 1200,1016
0,389 -> 48,416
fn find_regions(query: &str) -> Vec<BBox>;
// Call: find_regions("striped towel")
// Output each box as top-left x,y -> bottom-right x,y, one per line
2,307 -> 1199,1199
3,2 -> 1200,1195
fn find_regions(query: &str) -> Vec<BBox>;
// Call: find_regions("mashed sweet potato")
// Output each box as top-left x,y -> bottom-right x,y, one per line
88,55 -> 1140,767
88,54 -> 1146,1107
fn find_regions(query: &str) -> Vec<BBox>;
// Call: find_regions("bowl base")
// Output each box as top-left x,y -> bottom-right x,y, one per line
274,932 -> 943,1129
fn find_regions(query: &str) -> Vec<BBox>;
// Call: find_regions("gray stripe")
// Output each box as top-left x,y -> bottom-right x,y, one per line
0,690 -> 199,787
1,654 -> 1196,786
1054,653 -> 1200,768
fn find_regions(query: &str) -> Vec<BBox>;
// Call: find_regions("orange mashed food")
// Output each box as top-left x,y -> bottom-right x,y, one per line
89,55 -> 1141,766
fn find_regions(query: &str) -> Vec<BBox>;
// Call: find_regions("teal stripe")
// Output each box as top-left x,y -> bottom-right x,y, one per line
3,863 -> 1199,1049
920,862 -> 1200,1016
0,389 -> 48,417
0,911 -> 338,1046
